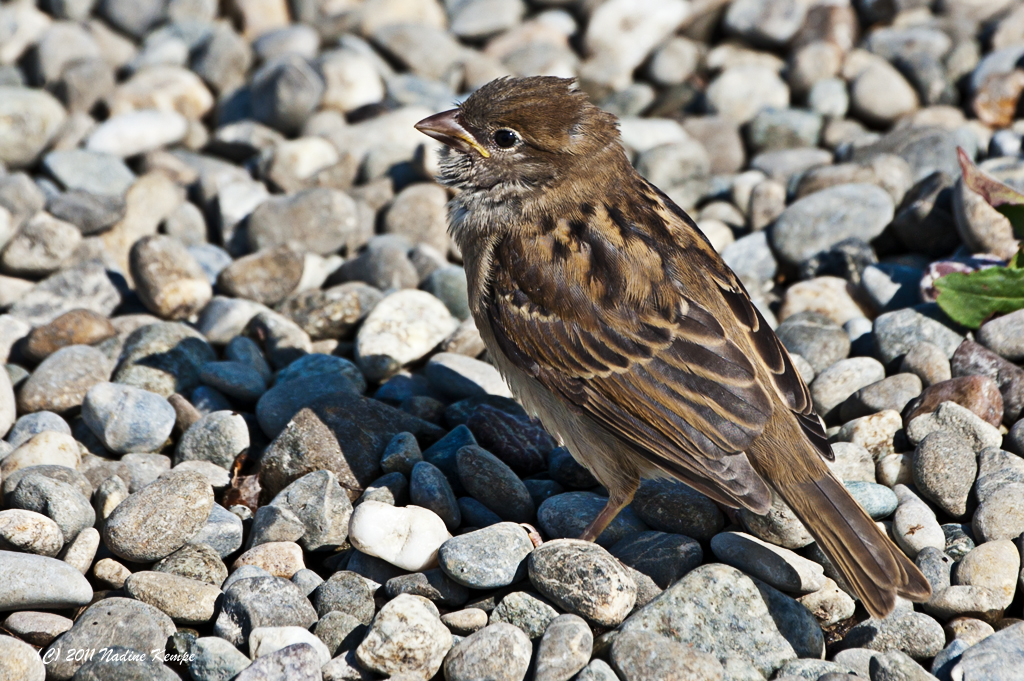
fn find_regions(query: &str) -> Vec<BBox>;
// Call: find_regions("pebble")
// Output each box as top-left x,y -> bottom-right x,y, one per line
913,431 -> 977,518
892,485 -> 946,559
247,188 -> 359,256
0,212 -> 80,278
0,432 -> 81,478
973,481 -> 1024,542
438,522 -> 534,589
124,571 -> 222,625
528,540 -> 636,628
534,614 -> 593,681
9,261 -> 121,326
705,65 -> 790,124
827,442 -> 875,482
610,531 -> 702,590
85,110 -> 188,157
217,245 -> 305,307
213,575 -> 318,648
739,493 -> 814,549
711,531 -> 826,594
905,376 -> 1003,429
232,541 -> 305,578
348,500 -> 450,571
81,382 -> 175,453
0,549 -> 92,611
844,481 -> 898,519
153,543 -> 228,586
1,611 -> 73,647
775,312 -> 851,375
8,475 -> 94,543
611,629 -> 725,681
769,184 -> 894,268
410,461 -> 461,531
840,609 -> 945,660
618,564 -> 823,677
906,401 -> 1003,452
21,310 -> 115,364
103,469 -> 214,562
951,621 -> 1024,680
356,290 -> 460,382
444,622 -> 531,681
0,87 -> 67,169
130,234 -> 213,320
113,321 -> 216,397
952,340 -> 1024,425
43,149 -> 135,197
250,625 -> 331,666
797,578 -> 857,628
0,510 -> 64,556
489,590 -> 559,638
356,594 -> 452,680
456,444 -> 535,523
16,345 -> 112,415
955,540 -> 1019,608
873,308 -> 963,370
538,491 -> 649,548
810,356 -> 886,422
840,373 -> 922,422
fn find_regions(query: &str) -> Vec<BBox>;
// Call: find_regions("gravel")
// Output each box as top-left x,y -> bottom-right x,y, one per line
0,1 -> 1021,679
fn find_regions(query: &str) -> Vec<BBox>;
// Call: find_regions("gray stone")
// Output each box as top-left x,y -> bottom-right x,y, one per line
355,594 -> 452,679
611,629 -> 725,681
630,477 -> 725,541
10,475 -> 94,543
9,261 -> 121,326
113,321 -> 217,397
438,522 -> 534,589
538,491 -> 649,548
189,636 -> 252,681
82,382 -> 175,454
913,431 -> 977,518
0,550 -> 92,612
775,312 -> 851,375
443,622 -> 531,681
710,531 -> 826,594
533,613 -> 592,681
844,481 -> 898,519
16,345 -> 112,415
0,87 -> 67,169
175,410 -> 249,469
43,149 -> 135,197
489,591 -> 558,639
213,575 -> 318,648
456,445 -> 534,524
529,539 -> 636,627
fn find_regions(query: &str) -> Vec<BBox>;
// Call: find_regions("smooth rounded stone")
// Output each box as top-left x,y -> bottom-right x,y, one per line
425,353 -> 510,401
216,246 -> 304,307
912,431 -> 977,518
0,509 -> 63,556
232,641 -> 322,681
8,260 -> 121,327
113,321 -> 217,397
247,505 -> 304,550
796,577 -> 857,628
465,405 -> 555,477
441,608 -> 489,637
0,366 -> 12,440
736,490 -> 814,549
386,569 -> 470,608
841,373 -> 923,422
775,312 -> 850,375
195,297 -> 270,346
746,109 -> 823,155
198,361 -> 266,404
264,471 -> 350,554
546,446 -> 598,490
444,622 -> 531,681
2,611 -> 73,648
255,376 -> 358,442
17,345 -> 112,415
850,61 -> 919,127
952,621 -> 1024,680
311,571 -> 375,624
893,485 -> 945,559
153,542 -> 228,586
81,382 -> 175,454
0,432 -> 80,480
0,550 -> 92,613
438,522 -> 534,589
618,563 -> 823,677
213,575 -> 318,648
48,189 -> 126,235
250,54 -> 324,134
834,409 -> 903,462
873,308 -> 963,370
974,482 -> 1024,542
704,64 -> 789,124
0,465 -> 91,506
538,492 -> 649,548
382,182 -> 448,253
409,461 -> 461,531
532,614 -> 592,681
952,340 -> 1024,426
0,212 -> 80,278
422,265 -> 470,321
610,531 -> 703,590
955,540 -> 1019,610
939,525 -> 975,564
778,277 -> 870,328
6,412 -> 70,450
906,376 -> 1004,430
187,502 -> 242,559
489,589 -> 561,639
232,541 -> 305,578
313,610 -> 365,657
977,308 -> 1024,363
332,233 -> 417,292
244,310 -> 313,373
900,342 -> 952,389
86,109 -> 188,158
0,86 -> 67,169
9,475 -> 93,543
356,593 -> 451,680
276,353 -> 366,395
224,336 -> 272,384
381,432 -> 423,477
916,545 -> 953,599
175,410 -> 249,470
189,636 -> 252,681
844,481 -> 897,520
769,184 -> 893,268
839,609 -> 945,660
356,290 -> 459,382
0,635 -> 45,681
611,629 -> 725,681
524,479 -> 565,509
810,357 -> 886,422
456,445 -> 534,524
710,531 -> 826,594
528,539 -> 636,627
827,442 -> 875,483
906,401 -> 1003,452
348,500 -> 450,572
42,149 -> 135,198
722,231 -> 778,288
122,571 -> 222,626
130,235 -> 212,320
630,478 -> 725,541
22,310 -> 116,365
103,469 -> 213,562
247,188 -> 356,256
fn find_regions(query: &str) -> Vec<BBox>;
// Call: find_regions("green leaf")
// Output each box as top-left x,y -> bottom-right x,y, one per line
1010,246 -> 1024,270
935,267 -> 1024,329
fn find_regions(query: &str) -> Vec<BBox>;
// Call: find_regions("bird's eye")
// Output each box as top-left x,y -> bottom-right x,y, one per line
493,129 -> 519,148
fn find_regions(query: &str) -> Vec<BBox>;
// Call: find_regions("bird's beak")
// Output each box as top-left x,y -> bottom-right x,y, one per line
415,109 -> 490,158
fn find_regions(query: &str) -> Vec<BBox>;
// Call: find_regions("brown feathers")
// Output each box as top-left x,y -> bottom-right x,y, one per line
417,76 -> 931,618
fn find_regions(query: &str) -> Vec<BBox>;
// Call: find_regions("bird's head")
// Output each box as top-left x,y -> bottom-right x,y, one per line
415,76 -> 622,198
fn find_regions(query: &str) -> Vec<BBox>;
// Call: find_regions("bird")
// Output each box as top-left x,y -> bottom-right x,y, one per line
415,75 -> 931,618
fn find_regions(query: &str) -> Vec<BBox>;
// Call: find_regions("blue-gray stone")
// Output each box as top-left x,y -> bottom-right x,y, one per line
610,531 -> 703,589
191,385 -> 233,415
456,497 -> 502,529
81,382 -> 176,454
190,503 -> 244,558
188,244 -> 233,285
9,475 -> 95,542
43,150 -> 135,197
255,369 -> 358,437
410,461 -> 461,531
188,636 -> 252,681
199,361 -> 267,403
225,335 -> 272,384
6,411 -> 71,448
844,481 -> 898,519
275,353 -> 366,394
423,265 -> 470,320
423,424 -> 476,495
456,445 -> 534,524
538,492 -> 649,548
438,522 -> 534,589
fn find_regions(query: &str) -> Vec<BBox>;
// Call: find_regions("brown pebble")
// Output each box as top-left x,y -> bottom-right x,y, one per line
903,375 -> 1004,428
950,340 -> 1024,425
22,309 -> 115,363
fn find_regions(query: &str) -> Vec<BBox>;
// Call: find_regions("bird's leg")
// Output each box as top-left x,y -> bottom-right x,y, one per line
579,480 -> 638,543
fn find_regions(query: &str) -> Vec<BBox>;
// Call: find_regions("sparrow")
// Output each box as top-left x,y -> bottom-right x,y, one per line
415,76 -> 930,618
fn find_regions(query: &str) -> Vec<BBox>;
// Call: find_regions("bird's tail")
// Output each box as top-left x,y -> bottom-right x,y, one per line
772,468 -> 932,619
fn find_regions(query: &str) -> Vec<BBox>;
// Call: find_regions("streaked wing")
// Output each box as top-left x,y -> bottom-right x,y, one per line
486,184 -> 827,511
